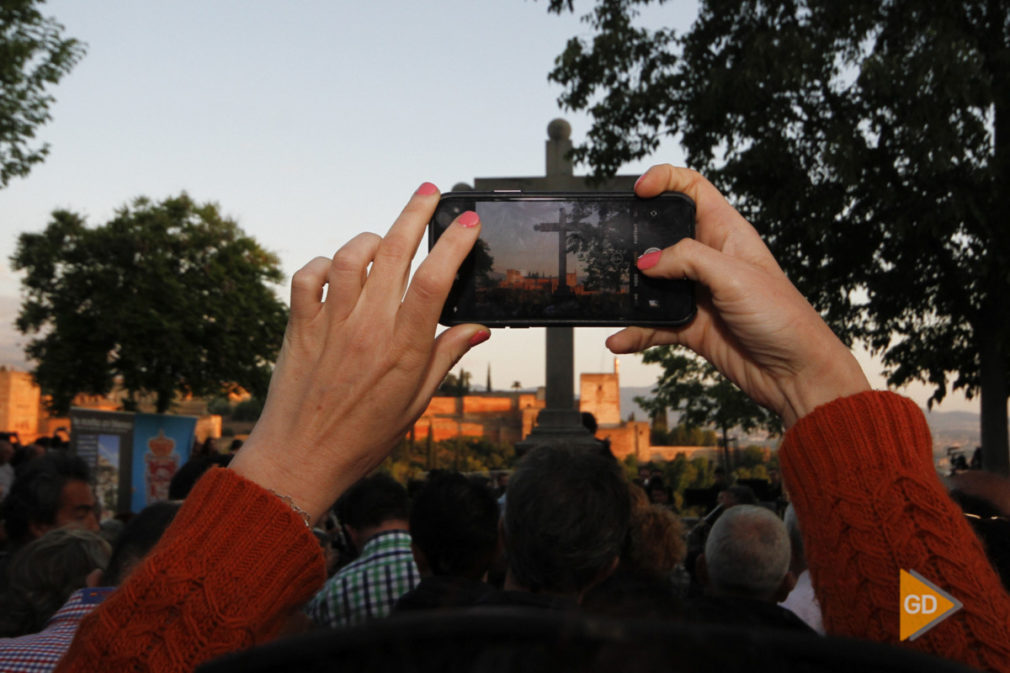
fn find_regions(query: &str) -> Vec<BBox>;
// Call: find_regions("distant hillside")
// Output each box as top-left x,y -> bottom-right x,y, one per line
620,386 -> 660,424
621,386 -> 982,451
923,408 -> 980,451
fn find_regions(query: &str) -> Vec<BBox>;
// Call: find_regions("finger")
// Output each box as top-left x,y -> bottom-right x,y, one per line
415,324 -> 491,402
604,300 -> 711,354
638,237 -> 742,287
634,165 -> 739,237
325,232 -> 382,323
366,182 -> 442,304
397,209 -> 481,334
635,165 -> 778,269
290,257 -> 334,321
640,238 -> 801,316
605,325 -> 665,354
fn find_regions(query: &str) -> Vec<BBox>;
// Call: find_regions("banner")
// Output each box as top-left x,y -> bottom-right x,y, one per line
69,409 -> 135,519
70,409 -> 197,516
130,413 -> 196,513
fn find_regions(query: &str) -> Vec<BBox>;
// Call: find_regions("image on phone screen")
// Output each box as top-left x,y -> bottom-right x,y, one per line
430,192 -> 695,327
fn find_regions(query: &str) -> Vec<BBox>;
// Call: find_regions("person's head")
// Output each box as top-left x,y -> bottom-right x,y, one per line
2,452 -> 98,546
716,484 -> 758,509
168,453 -> 233,500
700,504 -> 793,602
409,471 -> 499,580
647,478 -> 671,506
503,443 -> 630,598
11,444 -> 44,472
336,473 -> 410,551
0,528 -> 111,637
495,472 -> 509,490
101,501 -> 181,586
0,439 -> 13,464
624,485 -> 685,578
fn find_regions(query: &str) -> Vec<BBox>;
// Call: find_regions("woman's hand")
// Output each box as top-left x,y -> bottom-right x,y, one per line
230,183 -> 489,522
606,165 -> 870,428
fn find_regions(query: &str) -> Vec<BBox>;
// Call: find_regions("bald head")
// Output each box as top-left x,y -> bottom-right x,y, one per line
704,505 -> 791,601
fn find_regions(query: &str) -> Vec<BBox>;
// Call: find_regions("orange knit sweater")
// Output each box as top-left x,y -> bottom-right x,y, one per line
54,391 -> 1010,672
781,391 -> 1010,671
55,467 -> 326,673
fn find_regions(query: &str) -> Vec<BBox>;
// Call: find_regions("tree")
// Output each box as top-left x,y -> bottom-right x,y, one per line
0,1 -> 85,188
381,436 -> 516,481
635,346 -> 779,471
12,193 -> 288,413
653,422 -> 718,446
546,0 -> 1010,473
438,369 -> 472,397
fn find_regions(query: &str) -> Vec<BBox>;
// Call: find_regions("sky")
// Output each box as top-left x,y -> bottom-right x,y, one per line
1,0 -> 980,414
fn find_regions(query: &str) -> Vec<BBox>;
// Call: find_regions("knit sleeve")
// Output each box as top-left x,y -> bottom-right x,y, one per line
780,390 -> 1010,672
56,467 -> 326,673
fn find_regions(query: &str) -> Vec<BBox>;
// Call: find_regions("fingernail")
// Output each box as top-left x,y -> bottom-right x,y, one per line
415,182 -> 439,196
634,174 -> 646,192
458,210 -> 479,228
467,329 -> 490,348
637,251 -> 661,270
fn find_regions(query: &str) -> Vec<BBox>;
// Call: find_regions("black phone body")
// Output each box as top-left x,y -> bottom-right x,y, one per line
428,191 -> 696,328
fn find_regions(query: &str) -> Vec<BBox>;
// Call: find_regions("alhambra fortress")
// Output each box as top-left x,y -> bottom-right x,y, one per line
0,363 -> 716,464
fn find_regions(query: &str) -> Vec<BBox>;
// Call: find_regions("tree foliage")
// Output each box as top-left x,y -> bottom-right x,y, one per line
11,193 -> 288,413
0,0 -> 85,187
651,422 -> 718,446
382,436 -> 516,483
636,346 -> 780,455
546,0 -> 1010,471
438,369 -> 473,397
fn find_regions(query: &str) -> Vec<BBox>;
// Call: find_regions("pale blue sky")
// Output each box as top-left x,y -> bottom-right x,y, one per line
1,0 -> 977,413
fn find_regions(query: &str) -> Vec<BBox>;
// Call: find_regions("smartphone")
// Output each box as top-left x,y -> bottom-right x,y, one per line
428,191 -> 696,327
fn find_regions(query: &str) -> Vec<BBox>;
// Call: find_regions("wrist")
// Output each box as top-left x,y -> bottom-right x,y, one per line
779,350 -> 871,428
228,441 -> 333,526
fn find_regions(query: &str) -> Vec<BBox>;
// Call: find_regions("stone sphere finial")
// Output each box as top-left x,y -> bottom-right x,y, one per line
547,118 -> 571,141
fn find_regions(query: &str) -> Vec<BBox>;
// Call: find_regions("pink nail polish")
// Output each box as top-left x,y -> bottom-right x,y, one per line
468,329 -> 490,347
458,211 -> 479,228
416,182 -> 439,196
637,251 -> 661,270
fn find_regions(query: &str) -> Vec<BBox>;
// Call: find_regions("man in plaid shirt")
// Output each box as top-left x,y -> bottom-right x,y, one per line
0,587 -> 114,673
306,474 -> 419,628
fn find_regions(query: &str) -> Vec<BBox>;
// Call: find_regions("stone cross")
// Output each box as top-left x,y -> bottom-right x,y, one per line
455,119 -> 638,452
534,211 -> 572,294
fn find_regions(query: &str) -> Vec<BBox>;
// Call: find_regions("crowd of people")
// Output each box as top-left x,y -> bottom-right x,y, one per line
0,166 -> 1009,672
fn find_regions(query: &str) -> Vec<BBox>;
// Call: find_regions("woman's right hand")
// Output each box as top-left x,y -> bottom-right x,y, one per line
606,165 -> 870,428
229,182 -> 489,522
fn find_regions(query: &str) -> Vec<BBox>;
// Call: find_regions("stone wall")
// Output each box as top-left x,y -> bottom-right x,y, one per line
0,369 -> 40,443
579,373 -> 621,426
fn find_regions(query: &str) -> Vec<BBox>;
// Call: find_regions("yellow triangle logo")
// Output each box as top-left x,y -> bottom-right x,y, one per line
899,569 -> 963,641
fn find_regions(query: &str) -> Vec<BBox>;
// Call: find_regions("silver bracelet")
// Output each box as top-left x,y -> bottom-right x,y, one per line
268,489 -> 313,528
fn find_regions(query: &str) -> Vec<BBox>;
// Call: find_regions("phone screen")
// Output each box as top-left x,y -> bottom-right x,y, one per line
429,192 -> 695,327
